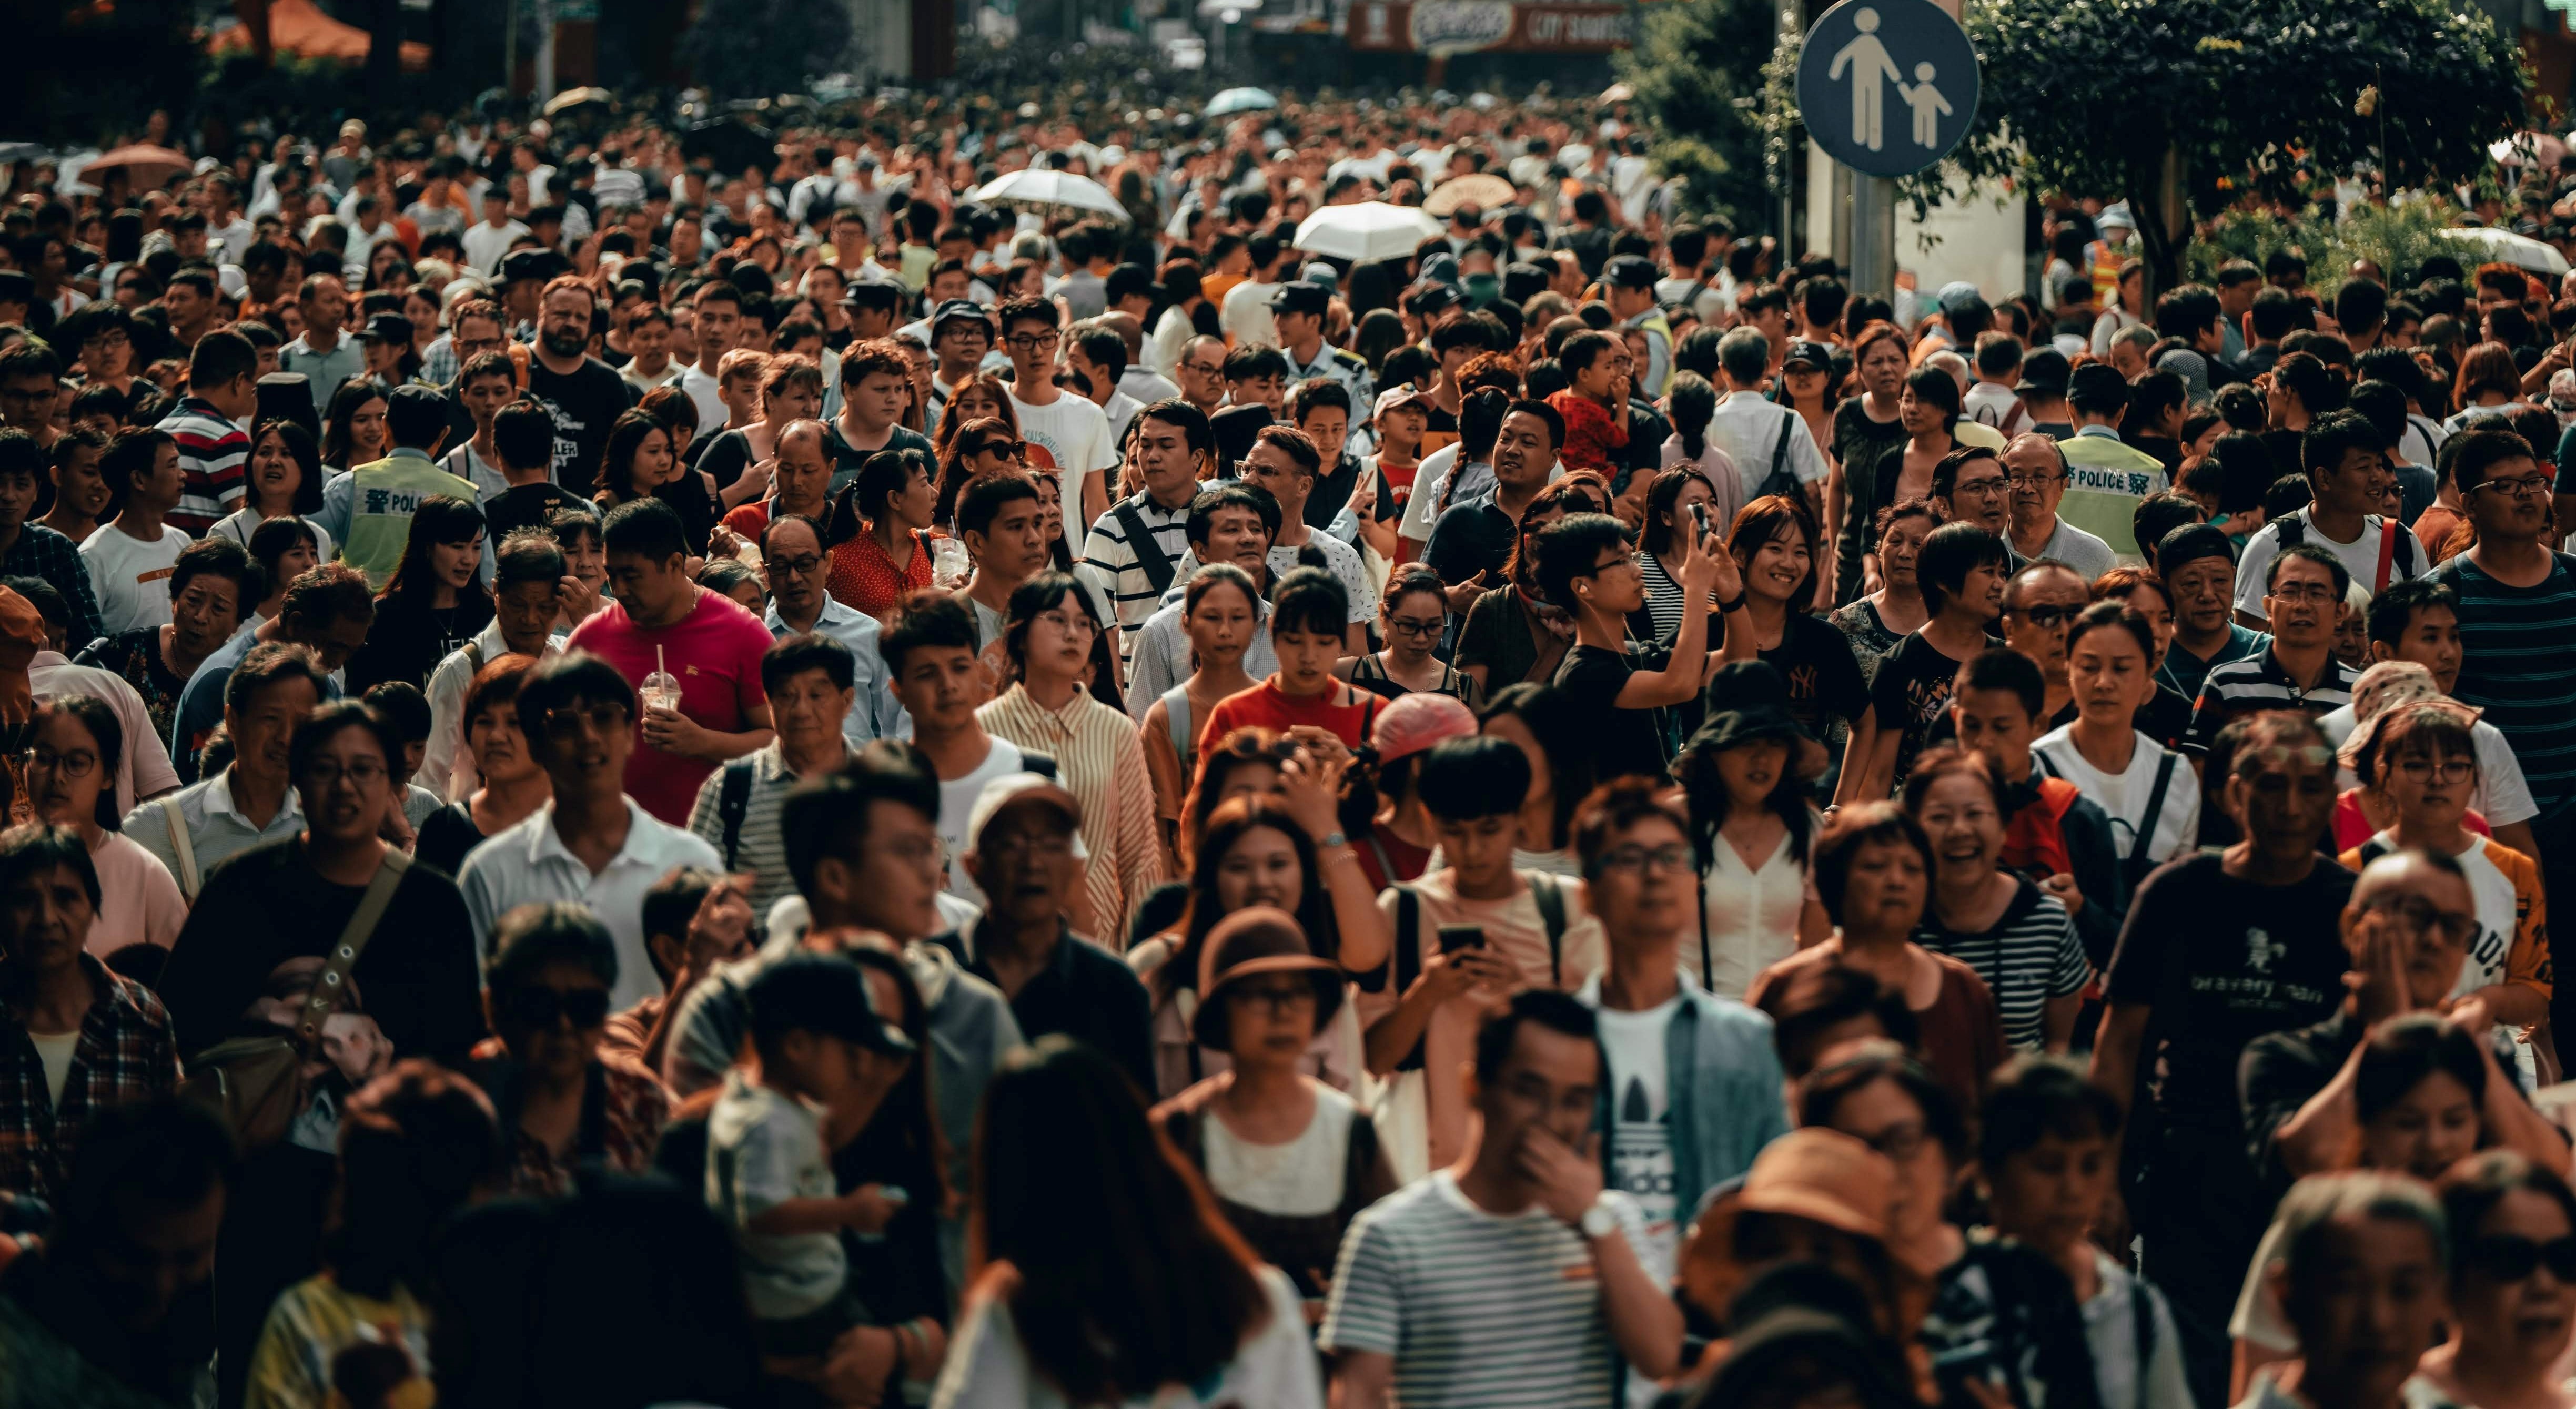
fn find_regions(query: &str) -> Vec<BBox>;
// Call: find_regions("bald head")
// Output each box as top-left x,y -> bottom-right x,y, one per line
772,418 -> 834,515
2346,848 -> 2477,1010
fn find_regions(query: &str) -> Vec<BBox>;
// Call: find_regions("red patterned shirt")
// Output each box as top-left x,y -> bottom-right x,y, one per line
470,1039 -> 671,1197
0,957 -> 183,1199
828,527 -> 935,622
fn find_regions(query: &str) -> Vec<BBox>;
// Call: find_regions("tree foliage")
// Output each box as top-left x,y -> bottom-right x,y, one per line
680,0 -> 856,100
1617,0 -> 1785,229
1944,0 -> 2529,293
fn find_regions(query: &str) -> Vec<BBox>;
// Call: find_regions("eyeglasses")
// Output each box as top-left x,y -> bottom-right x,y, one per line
2464,1234 -> 2576,1283
2359,893 -> 2479,946
543,703 -> 631,736
1005,332 -> 1062,352
22,747 -> 95,778
1577,552 -> 1643,578
967,439 -> 1026,459
1951,478 -> 2008,498
1855,1120 -> 1928,1164
83,330 -> 128,349
2008,603 -> 2083,629
2002,472 -> 2066,488
2473,474 -> 2554,499
1387,616 -> 1444,637
2394,756 -> 2476,783
1032,609 -> 1097,636
1181,360 -> 1223,377
501,985 -> 612,1030
302,757 -> 388,787
1592,843 -> 1693,875
767,553 -> 823,576
2267,583 -> 2343,604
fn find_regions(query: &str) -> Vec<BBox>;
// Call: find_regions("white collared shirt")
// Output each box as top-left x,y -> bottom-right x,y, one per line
457,796 -> 723,1011
420,620 -> 568,802
121,767 -> 306,900
766,596 -> 909,748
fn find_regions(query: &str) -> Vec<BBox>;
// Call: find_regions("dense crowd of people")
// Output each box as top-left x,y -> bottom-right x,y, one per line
1,84 -> 2575,1409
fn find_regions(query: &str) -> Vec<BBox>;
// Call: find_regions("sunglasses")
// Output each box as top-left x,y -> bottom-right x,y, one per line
2464,1234 -> 2576,1283
967,439 -> 1025,459
2009,604 -> 2083,629
502,986 -> 612,1029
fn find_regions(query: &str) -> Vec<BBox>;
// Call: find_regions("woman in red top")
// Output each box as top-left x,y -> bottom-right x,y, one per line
825,446 -> 938,621
1543,328 -> 1631,475
1200,566 -> 1385,757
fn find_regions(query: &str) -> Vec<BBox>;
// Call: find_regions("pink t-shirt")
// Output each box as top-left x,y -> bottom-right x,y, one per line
566,588 -> 776,824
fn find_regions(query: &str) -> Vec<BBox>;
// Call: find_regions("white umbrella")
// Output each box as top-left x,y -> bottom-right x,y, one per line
967,168 -> 1131,224
2437,226 -> 2570,279
1206,87 -> 1280,117
1294,202 -> 1444,264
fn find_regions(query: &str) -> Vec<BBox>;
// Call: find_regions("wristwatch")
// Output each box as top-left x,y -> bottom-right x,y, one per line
1716,591 -> 1749,613
1579,1193 -> 1621,1241
1319,830 -> 1349,849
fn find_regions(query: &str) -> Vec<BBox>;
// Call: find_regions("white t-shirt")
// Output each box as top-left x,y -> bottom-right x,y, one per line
1593,994 -> 1683,1285
941,735 -> 1027,901
678,363 -> 729,442
87,831 -> 188,956
209,508 -> 334,565
1220,280 -> 1281,348
706,1069 -> 844,1320
80,522 -> 190,634
2317,703 -> 2538,829
29,1028 -> 78,1109
1202,1084 -> 1357,1217
2031,727 -> 2203,868
1011,392 -> 1117,518
1268,534 -> 1378,625
2231,511 -> 2424,623
935,1264 -> 1321,1409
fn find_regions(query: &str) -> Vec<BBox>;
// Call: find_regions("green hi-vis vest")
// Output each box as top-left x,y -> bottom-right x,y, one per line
340,455 -> 483,589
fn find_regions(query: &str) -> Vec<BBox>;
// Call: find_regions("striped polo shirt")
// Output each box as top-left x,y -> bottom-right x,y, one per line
2183,647 -> 2356,757
1321,1171 -> 1650,1409
1074,490 -> 1194,667
1912,880 -> 2090,1052
153,396 -> 248,535
2431,551 -> 2576,822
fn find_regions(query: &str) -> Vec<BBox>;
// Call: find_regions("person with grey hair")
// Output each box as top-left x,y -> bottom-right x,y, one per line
2236,1171 -> 2449,1409
2107,323 -> 2161,381
2002,433 -> 2116,576
1703,327 -> 1827,525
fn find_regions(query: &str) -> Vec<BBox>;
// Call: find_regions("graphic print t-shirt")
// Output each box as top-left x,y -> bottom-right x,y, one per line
1593,995 -> 1682,1282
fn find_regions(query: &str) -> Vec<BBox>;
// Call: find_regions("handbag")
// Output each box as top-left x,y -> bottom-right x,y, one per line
181,851 -> 410,1151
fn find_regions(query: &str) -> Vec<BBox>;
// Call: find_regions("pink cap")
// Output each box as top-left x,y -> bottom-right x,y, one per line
1371,691 -> 1478,764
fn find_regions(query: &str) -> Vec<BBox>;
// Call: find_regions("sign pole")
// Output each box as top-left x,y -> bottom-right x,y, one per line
1850,175 -> 1895,300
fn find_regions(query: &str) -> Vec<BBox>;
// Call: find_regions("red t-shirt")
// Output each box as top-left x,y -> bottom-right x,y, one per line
565,588 -> 777,824
721,501 -> 772,541
1197,678 -> 1383,757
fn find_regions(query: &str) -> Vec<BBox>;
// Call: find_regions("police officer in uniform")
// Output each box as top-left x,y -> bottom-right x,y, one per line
1273,280 -> 1373,459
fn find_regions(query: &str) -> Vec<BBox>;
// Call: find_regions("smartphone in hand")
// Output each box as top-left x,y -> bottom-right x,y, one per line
1437,924 -> 1487,954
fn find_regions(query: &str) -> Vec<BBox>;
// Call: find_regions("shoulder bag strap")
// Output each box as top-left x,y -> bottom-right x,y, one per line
1759,410 -> 1797,500
1392,884 -> 1427,1072
294,851 -> 411,1046
1114,499 -> 1176,595
2374,516 -> 2399,593
2129,751 -> 2180,871
1161,684 -> 1194,767
161,796 -> 200,903
1528,873 -> 1568,988
718,759 -> 755,869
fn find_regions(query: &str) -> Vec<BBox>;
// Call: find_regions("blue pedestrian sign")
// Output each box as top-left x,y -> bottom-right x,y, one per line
1795,0 -> 1980,179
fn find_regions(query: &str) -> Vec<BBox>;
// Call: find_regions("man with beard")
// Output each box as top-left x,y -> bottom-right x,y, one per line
523,276 -> 638,496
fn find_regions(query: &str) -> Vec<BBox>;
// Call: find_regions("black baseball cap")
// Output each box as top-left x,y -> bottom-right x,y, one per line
747,950 -> 915,1056
1270,282 -> 1328,317
930,299 -> 990,336
2016,348 -> 2072,395
1603,254 -> 1659,290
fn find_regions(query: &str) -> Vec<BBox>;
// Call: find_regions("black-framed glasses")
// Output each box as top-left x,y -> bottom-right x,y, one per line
1593,843 -> 1692,875
2003,471 -> 2067,488
1005,332 -> 1062,352
2008,604 -> 2083,629
2474,474 -> 2554,499
1229,980 -> 1319,1013
1387,616 -> 1444,637
302,757 -> 388,787
2394,756 -> 2476,783
767,553 -> 824,576
2358,893 -> 2478,946
21,747 -> 95,779
501,985 -> 612,1029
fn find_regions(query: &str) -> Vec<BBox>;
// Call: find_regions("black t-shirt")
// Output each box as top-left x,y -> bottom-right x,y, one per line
413,803 -> 486,878
2103,852 -> 2353,1132
2136,684 -> 2194,752
1310,454 -> 1396,532
156,837 -> 486,1067
1865,631 -> 1987,791
484,482 -> 589,543
1555,642 -> 1674,782
695,427 -> 757,492
1422,499 -> 1516,587
345,590 -> 496,696
523,356 -> 637,496
1749,613 -> 1870,742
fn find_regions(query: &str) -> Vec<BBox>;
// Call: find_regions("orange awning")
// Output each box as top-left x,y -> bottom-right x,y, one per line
210,0 -> 431,70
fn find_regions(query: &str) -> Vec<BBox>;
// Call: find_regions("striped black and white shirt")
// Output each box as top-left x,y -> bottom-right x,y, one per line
1912,879 -> 2088,1052
1320,1171 -> 1651,1408
684,741 -> 814,919
2182,648 -> 2356,757
1075,491 -> 1195,668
